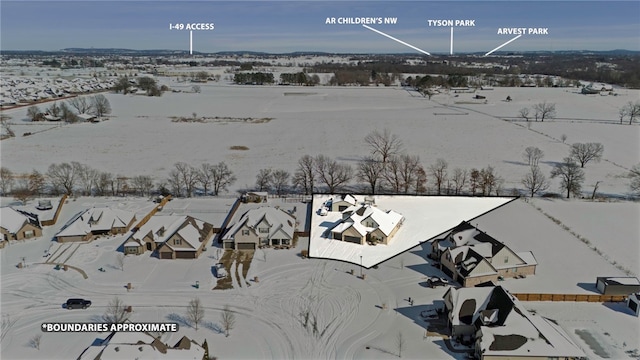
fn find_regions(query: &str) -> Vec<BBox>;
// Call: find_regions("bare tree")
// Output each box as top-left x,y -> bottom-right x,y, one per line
68,96 -> 93,114
270,169 -> 290,195
383,155 -> 403,193
0,167 -> 14,196
399,154 -> 422,194
167,169 -> 184,197
396,331 -> 405,358
479,166 -> 501,196
131,175 -> 154,197
28,170 -> 46,196
220,305 -> 235,337
187,298 -> 205,331
560,134 -> 567,144
47,102 -> 61,117
621,101 -> 640,125
357,156 -> 385,194
95,172 -> 113,196
47,162 -> 77,195
521,165 -> 549,197
91,94 -> 111,118
174,162 -> 198,197
27,105 -> 41,121
255,168 -> 273,192
429,159 -> 448,195
102,297 -> 130,325
314,155 -> 352,193
452,168 -> 468,195
414,166 -> 427,194
364,128 -> 403,164
628,163 -> 640,196
210,162 -> 236,196
191,85 -> 201,93
468,168 -> 481,195
570,142 -> 604,168
523,146 -> 544,166
551,157 -> 585,198
29,334 -> 42,350
518,107 -> 530,121
75,163 -> 98,196
292,155 -> 315,195
197,163 -> 214,195
532,101 -> 556,121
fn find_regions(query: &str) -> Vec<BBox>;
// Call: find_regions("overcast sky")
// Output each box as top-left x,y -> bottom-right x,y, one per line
1,1 -> 639,53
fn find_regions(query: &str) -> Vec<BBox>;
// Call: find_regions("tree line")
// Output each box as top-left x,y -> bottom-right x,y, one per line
2,132 -> 638,202
26,94 -> 111,123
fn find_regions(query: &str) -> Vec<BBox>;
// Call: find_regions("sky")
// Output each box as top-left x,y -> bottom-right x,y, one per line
1,1 -> 639,53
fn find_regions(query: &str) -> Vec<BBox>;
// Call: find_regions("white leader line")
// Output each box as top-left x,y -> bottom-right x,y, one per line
485,35 -> 522,56
362,24 -> 431,56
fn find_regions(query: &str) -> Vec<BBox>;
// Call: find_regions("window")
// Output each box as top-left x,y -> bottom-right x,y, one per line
259,228 -> 269,233
175,239 -> 182,245
242,230 -> 250,236
504,257 -> 509,263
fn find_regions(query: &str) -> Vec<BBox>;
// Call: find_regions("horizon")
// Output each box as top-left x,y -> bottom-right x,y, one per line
1,1 -> 639,54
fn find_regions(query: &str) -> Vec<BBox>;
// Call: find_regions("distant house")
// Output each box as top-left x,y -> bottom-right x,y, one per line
432,221 -> 537,287
443,286 -> 585,360
55,207 -> 136,243
0,207 -> 42,246
242,191 -> 268,203
222,206 -> 296,250
76,113 -> 98,122
328,204 -> 404,245
596,277 -> 640,295
123,215 -> 214,259
329,194 -> 357,212
77,327 -> 206,360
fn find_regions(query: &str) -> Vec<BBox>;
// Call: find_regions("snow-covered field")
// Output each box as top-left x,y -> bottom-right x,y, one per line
1,82 -> 639,359
1,84 -> 638,196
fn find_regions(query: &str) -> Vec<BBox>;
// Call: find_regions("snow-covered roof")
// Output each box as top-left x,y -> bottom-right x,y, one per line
223,206 -> 295,241
128,215 -> 212,250
56,207 -> 135,238
78,331 -> 205,360
0,207 -> 29,233
447,286 -> 585,358
330,204 -> 404,238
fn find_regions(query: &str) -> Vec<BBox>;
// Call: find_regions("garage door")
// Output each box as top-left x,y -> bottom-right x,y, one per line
160,252 -> 173,259
237,242 -> 256,250
176,251 -> 195,259
344,236 -> 361,244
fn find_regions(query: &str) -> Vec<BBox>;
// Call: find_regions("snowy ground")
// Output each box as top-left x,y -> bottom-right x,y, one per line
1,85 -> 638,197
309,195 -> 514,267
2,196 -> 639,360
1,82 -> 639,359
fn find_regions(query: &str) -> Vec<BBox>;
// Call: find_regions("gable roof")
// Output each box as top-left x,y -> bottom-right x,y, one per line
329,204 -> 404,238
126,215 -> 212,250
223,206 -> 295,241
446,286 -> 585,358
56,207 -> 135,238
0,207 -> 34,233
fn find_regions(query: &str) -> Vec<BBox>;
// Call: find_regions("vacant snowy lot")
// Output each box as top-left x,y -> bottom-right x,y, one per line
1,83 -> 639,359
1,84 -> 638,196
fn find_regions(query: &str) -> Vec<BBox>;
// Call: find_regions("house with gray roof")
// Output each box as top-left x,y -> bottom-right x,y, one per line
222,206 -> 296,250
55,207 -> 136,243
433,221 -> 537,287
443,285 -> 585,360
123,215 -> 213,259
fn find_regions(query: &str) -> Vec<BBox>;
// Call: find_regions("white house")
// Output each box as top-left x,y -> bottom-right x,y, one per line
328,204 -> 404,245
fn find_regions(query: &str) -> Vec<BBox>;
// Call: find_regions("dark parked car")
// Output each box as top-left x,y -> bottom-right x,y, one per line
66,298 -> 91,309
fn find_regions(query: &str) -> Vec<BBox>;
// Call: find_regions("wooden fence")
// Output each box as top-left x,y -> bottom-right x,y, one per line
132,195 -> 172,230
514,293 -> 627,302
41,194 -> 68,226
